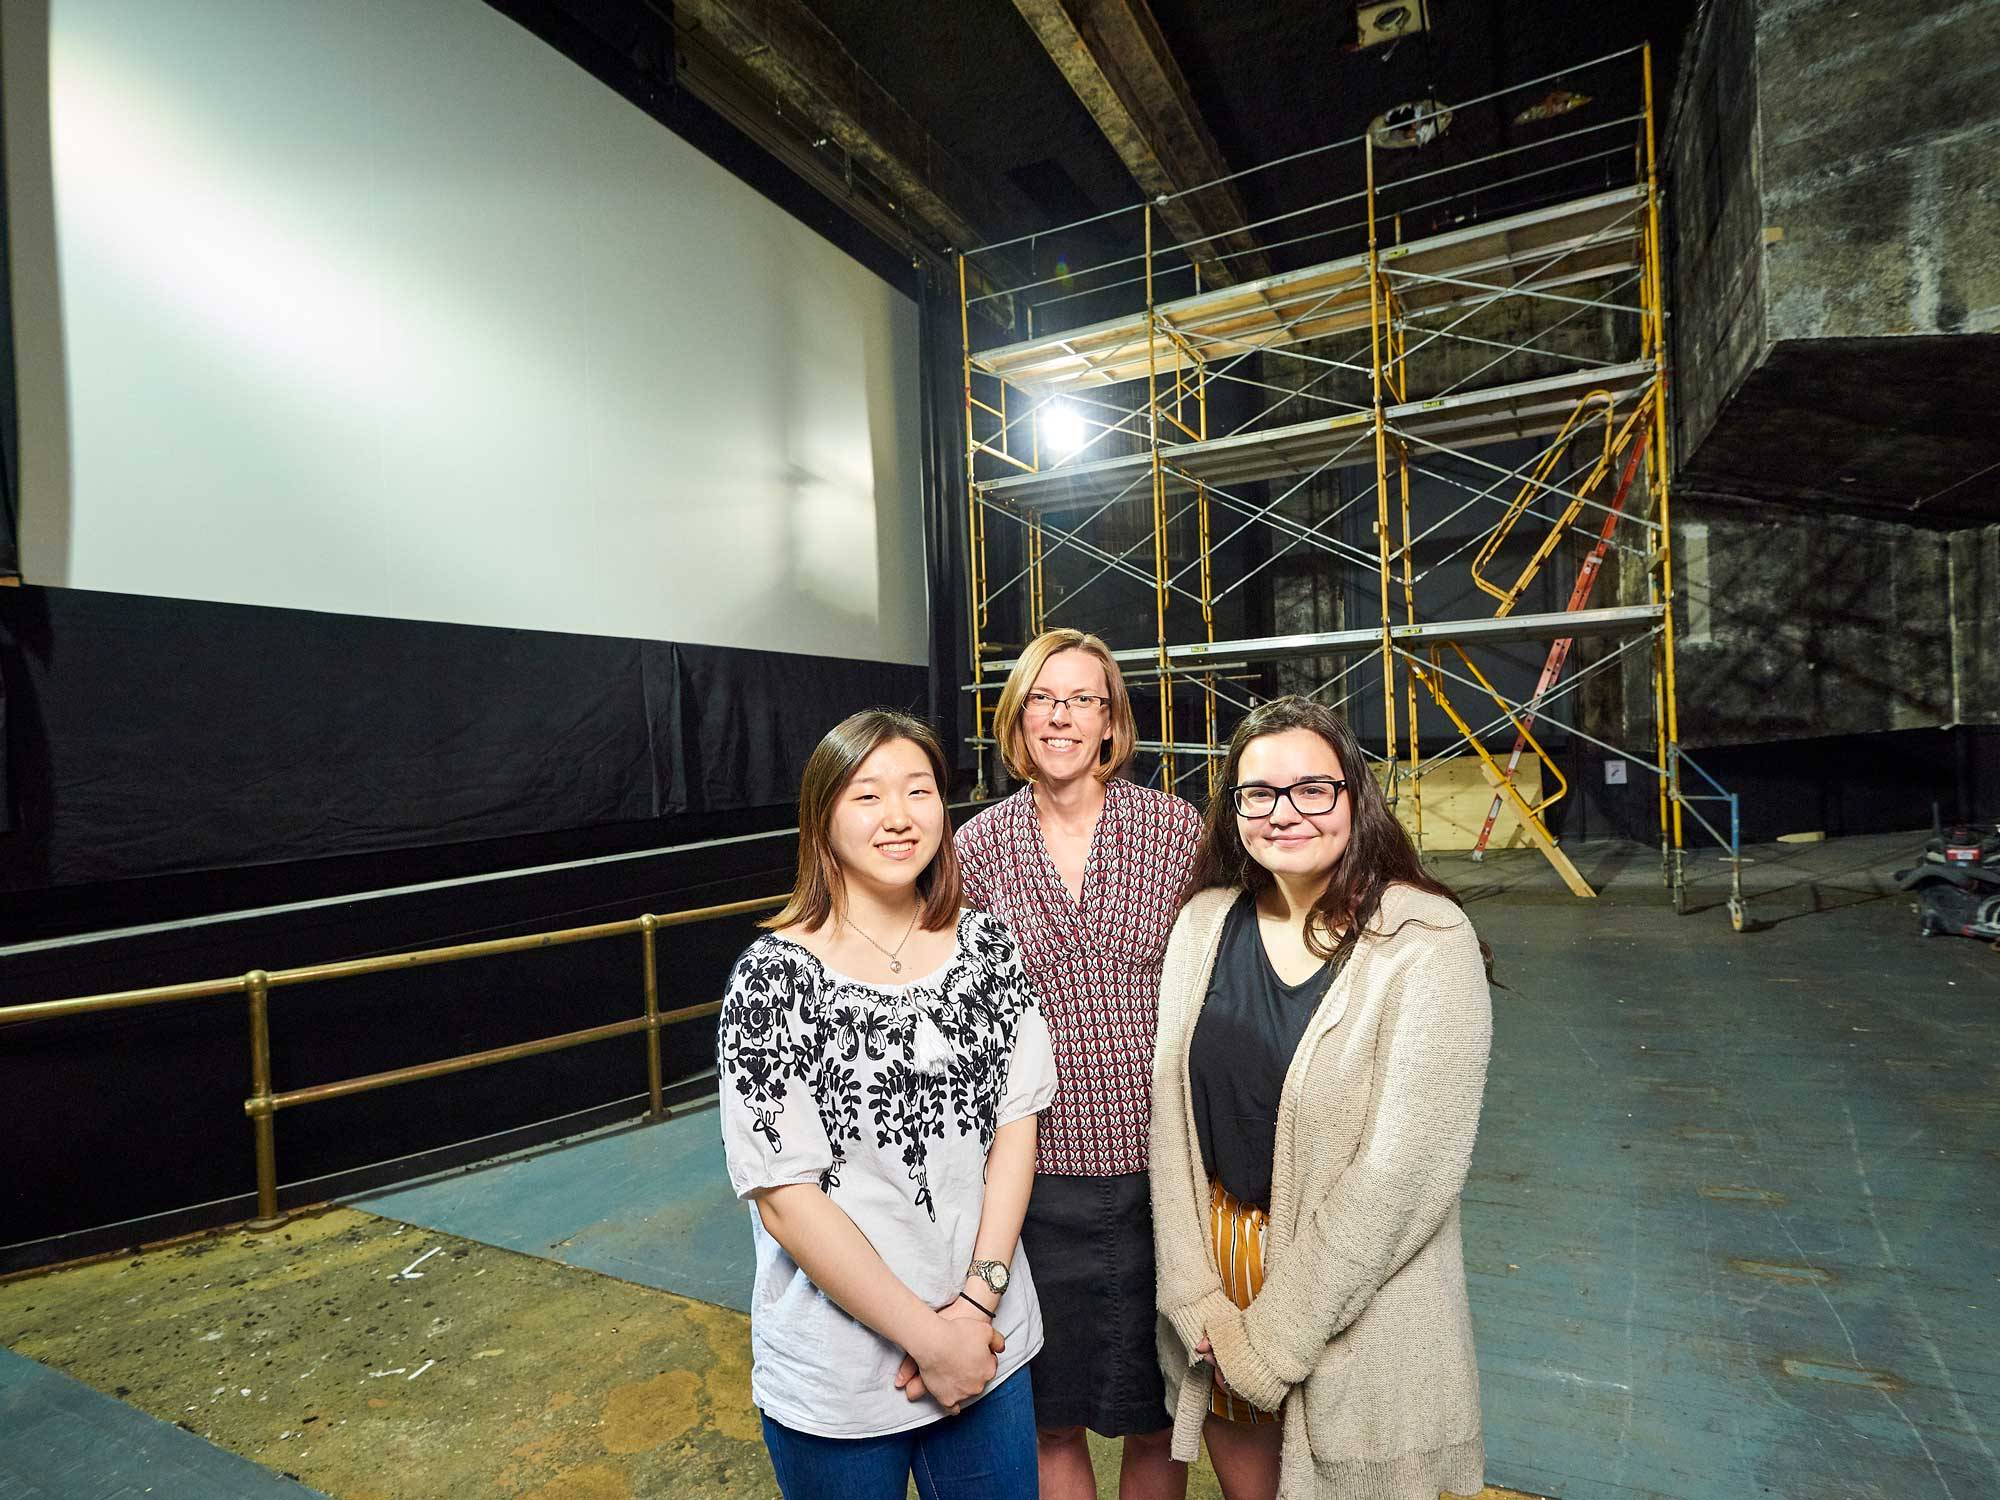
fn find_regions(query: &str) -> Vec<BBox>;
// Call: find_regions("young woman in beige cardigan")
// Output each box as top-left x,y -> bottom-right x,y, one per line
1149,698 -> 1492,1500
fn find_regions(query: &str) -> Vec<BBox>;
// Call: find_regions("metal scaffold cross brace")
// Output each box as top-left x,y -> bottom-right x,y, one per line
956,44 -> 1744,924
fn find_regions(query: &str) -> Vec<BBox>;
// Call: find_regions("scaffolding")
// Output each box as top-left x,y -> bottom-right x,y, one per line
956,46 -> 1745,927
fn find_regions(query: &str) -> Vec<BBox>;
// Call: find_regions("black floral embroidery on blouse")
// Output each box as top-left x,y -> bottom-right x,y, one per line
718,912 -> 1036,1217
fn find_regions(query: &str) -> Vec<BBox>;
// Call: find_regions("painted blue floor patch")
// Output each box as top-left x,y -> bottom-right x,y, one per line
0,1346 -> 326,1500
1456,868 -> 2000,1500
349,1100 -> 756,1312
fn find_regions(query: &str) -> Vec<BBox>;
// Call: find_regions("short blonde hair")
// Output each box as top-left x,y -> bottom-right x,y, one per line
993,629 -> 1136,783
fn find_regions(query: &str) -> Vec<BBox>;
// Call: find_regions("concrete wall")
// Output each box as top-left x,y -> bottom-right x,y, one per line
1756,0 -> 2000,341
1667,0 -> 1766,463
1666,0 -> 2000,524
1952,523 -> 2000,723
1657,0 -> 2000,761
1671,500 -> 1954,746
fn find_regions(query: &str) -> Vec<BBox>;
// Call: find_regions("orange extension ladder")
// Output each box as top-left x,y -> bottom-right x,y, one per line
1469,420 -> 1654,860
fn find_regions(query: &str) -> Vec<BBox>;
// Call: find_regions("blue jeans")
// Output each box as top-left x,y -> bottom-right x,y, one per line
761,1365 -> 1037,1500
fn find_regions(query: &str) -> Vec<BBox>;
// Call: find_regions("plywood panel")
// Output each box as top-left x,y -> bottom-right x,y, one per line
1384,752 -> 1544,851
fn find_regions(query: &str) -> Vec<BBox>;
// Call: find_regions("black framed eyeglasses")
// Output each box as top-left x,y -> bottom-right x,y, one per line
1229,778 -> 1347,818
1023,691 -> 1110,717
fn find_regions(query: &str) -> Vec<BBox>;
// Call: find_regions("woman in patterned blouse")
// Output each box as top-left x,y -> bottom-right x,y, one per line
956,630 -> 1204,1500
717,709 -> 1058,1500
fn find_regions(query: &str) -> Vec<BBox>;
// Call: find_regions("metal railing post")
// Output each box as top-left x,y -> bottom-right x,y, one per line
244,970 -> 284,1230
641,913 -> 664,1119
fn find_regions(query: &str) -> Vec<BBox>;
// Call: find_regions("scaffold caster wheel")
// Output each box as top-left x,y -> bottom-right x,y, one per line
1728,899 -> 1746,933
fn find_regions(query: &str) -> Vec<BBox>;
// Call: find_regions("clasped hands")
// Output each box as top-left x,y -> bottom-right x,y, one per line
892,1292 -> 1006,1414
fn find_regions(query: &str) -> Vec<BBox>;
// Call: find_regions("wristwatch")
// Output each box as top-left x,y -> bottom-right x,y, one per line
966,1258 -> 1011,1300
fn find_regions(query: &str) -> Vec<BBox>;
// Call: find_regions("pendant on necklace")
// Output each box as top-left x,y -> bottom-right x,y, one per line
889,959 -> 903,973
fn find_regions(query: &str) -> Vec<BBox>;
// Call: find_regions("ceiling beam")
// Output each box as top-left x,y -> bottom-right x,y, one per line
1011,0 -> 1269,284
674,0 -> 999,257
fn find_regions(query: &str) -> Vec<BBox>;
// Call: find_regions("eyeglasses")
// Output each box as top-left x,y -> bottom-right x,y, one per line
1229,779 -> 1347,818
1023,691 -> 1110,718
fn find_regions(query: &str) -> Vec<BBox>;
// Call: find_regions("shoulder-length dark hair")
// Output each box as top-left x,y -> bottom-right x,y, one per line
1187,697 -> 1472,966
763,709 -> 963,935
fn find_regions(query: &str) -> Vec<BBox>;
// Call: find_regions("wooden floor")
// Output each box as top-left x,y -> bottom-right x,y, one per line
2,831 -> 1995,1499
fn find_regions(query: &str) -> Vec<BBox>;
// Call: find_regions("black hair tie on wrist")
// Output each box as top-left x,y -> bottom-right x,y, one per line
957,1290 -> 996,1317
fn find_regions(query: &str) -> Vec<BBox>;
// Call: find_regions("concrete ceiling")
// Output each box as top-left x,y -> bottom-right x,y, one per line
1679,336 -> 2000,529
800,0 -> 1699,258
509,1 -> 1698,288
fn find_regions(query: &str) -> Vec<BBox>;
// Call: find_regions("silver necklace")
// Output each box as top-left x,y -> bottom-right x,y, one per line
845,908 -> 921,973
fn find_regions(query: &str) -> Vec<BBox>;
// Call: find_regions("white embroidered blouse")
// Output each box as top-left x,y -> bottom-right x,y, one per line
717,909 -> 1059,1438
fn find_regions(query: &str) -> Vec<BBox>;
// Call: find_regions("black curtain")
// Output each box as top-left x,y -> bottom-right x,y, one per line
917,261 -> 971,765
1,79 -> 19,836
0,585 -> 924,894
0,68 -> 17,584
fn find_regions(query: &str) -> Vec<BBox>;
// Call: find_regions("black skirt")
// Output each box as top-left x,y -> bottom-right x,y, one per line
1019,1170 -> 1172,1437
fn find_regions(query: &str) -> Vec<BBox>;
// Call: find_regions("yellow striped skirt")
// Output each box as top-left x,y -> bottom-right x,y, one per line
1207,1180 -> 1279,1423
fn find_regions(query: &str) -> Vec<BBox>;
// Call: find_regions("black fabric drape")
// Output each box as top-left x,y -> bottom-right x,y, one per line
0,84 -> 18,584
917,262 -> 972,768
673,640 -> 926,812
0,79 -> 20,835
0,586 -> 924,892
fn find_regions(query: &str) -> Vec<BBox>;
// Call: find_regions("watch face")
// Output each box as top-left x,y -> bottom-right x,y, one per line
989,1263 -> 1009,1291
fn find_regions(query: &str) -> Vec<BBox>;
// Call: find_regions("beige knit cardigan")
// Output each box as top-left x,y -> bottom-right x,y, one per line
1150,884 -> 1492,1500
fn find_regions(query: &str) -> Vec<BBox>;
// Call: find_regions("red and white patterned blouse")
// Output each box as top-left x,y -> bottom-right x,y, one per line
955,778 -> 1204,1176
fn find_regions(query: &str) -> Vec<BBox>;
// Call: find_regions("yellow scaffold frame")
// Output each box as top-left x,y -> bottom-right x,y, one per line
952,44 -> 1741,925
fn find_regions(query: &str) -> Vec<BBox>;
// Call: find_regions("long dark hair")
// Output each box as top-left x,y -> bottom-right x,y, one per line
1187,697 -> 1475,966
763,710 -> 963,934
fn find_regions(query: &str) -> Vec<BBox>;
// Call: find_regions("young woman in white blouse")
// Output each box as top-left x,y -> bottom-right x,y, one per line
717,709 -> 1057,1500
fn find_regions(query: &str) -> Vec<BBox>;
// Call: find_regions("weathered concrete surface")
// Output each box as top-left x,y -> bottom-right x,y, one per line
1670,499 -> 1954,746
1665,0 -> 2000,524
1675,335 -> 2000,526
1952,523 -> 2000,723
0,1208 -> 772,1499
1757,0 -> 2000,341
0,1343 -> 328,1498
0,1207 -> 1269,1500
1629,497 -> 2000,751
1668,0 -> 1764,465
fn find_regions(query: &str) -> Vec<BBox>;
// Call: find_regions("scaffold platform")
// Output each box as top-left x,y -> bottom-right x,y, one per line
954,44 -> 1746,924
971,186 -> 1649,396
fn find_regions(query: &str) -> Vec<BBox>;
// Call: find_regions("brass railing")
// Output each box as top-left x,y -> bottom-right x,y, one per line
2,893 -> 786,1229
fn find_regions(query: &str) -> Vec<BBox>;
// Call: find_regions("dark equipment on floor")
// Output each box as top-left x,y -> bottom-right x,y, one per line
1896,810 -> 2000,940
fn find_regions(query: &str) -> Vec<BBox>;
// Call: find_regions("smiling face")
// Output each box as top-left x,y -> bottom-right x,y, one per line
1023,649 -> 1114,786
1234,727 -> 1352,890
825,735 -> 945,898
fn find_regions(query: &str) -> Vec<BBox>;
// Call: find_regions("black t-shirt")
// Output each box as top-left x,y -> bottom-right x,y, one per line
1189,892 -> 1342,1209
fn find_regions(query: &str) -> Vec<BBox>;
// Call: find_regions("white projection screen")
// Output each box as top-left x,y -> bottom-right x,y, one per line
2,0 -> 927,666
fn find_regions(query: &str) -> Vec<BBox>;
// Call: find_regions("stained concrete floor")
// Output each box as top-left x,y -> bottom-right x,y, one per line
0,1209 -> 767,1499
0,1206 -> 1541,1500
2,830 -> 1995,1499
